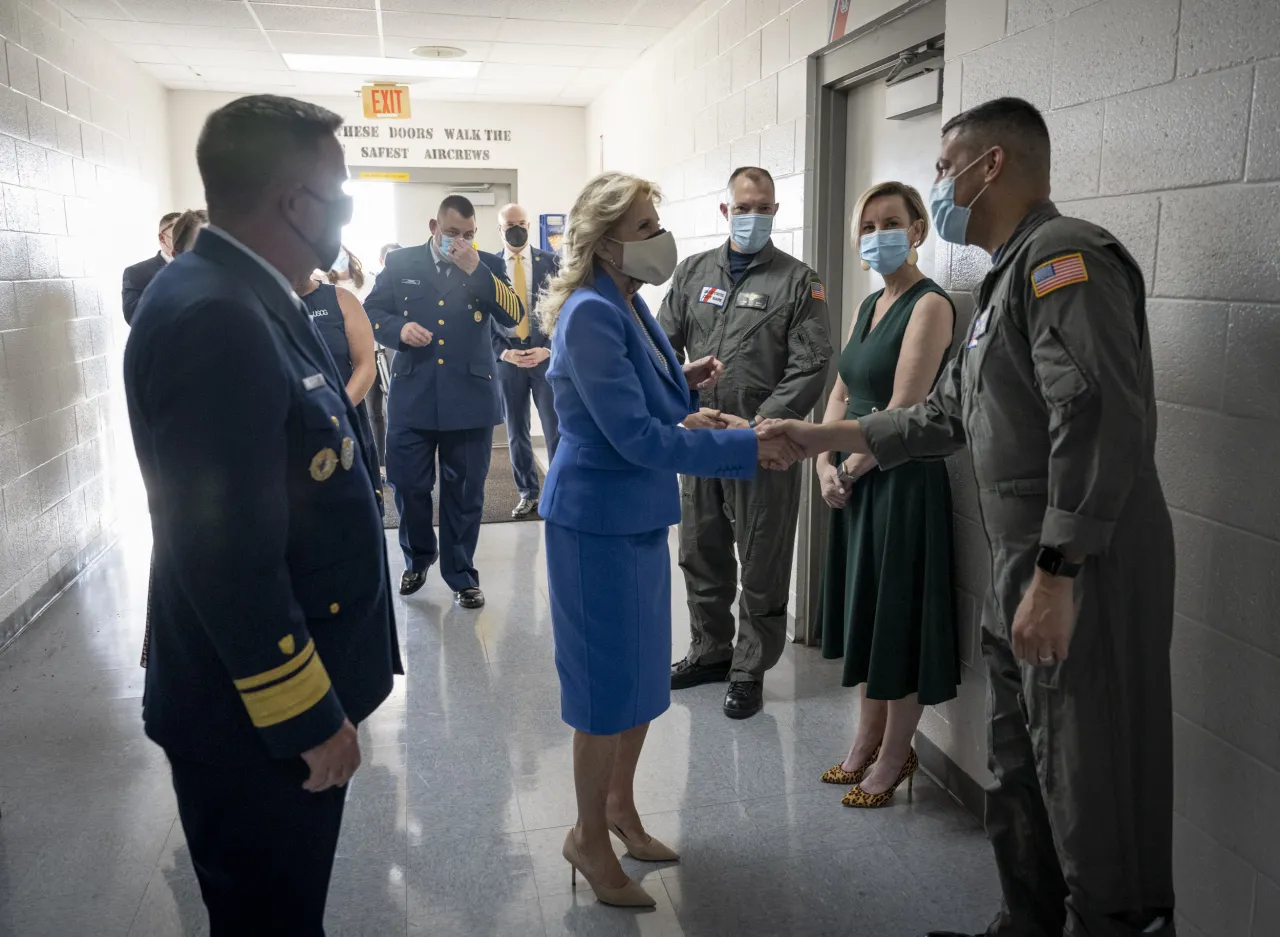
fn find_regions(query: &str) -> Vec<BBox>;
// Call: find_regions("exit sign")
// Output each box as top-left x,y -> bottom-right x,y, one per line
361,83 -> 411,119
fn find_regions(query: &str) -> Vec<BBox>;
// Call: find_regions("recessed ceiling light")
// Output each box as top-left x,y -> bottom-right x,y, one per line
411,46 -> 467,59
282,53 -> 479,80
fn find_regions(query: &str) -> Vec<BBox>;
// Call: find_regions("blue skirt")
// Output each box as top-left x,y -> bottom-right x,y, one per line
544,521 -> 672,735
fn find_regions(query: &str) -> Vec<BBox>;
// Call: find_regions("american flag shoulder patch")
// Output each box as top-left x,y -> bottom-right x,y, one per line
810,281 -> 826,301
1030,253 -> 1089,298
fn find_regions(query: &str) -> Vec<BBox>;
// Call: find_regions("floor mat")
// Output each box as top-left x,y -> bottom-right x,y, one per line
381,447 -> 544,529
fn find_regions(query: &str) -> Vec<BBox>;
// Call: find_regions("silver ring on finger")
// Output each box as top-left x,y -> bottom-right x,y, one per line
1037,651 -> 1056,664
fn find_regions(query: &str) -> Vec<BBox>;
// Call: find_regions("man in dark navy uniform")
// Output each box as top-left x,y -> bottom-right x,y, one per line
364,195 -> 524,608
124,95 -> 400,936
492,201 -> 560,519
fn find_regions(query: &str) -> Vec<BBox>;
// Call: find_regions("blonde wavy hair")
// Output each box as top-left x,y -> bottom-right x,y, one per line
535,171 -> 663,335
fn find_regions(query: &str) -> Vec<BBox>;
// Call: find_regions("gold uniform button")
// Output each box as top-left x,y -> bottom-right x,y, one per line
329,602 -> 340,615
438,319 -> 444,325
438,339 -> 444,345
438,358 -> 444,364
374,323 -> 379,329
438,300 -> 445,306
329,415 -> 339,427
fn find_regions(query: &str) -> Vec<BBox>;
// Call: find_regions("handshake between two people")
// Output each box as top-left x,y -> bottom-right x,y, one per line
681,406 -> 839,473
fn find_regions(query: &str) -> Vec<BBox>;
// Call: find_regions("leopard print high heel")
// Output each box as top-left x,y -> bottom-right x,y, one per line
841,749 -> 918,808
820,746 -> 880,785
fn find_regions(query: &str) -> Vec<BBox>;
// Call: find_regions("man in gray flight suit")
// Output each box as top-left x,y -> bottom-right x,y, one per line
761,98 -> 1176,937
660,166 -> 833,720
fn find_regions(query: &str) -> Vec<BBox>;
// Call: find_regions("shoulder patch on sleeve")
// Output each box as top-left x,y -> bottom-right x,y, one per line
1030,252 -> 1089,298
810,281 -> 826,301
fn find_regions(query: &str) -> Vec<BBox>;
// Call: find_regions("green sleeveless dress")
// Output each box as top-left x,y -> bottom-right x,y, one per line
817,278 -> 960,704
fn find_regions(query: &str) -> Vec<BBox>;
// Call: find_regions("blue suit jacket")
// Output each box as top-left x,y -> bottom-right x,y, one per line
491,247 -> 559,354
124,229 -> 400,764
539,269 -> 759,535
364,244 -> 524,431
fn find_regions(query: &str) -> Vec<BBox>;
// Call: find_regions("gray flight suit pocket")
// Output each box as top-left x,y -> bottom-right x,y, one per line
1036,327 -> 1094,414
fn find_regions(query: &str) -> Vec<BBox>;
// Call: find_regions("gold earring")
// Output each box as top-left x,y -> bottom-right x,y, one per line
907,248 -> 918,266
861,259 -> 870,271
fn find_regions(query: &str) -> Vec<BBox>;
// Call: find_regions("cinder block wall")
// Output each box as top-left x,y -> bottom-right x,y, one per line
589,2 -> 1280,934
0,0 -> 170,648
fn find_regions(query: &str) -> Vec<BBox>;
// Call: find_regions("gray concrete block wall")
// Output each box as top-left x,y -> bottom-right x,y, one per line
0,0 -> 169,638
942,1 -> 1280,932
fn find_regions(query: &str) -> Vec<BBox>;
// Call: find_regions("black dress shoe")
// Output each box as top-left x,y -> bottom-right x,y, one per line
670,657 -> 732,690
454,587 -> 485,609
723,681 -> 763,719
399,570 -> 427,595
511,497 -> 539,519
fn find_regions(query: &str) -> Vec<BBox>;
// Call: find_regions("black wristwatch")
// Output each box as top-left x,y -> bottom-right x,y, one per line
1036,546 -> 1082,578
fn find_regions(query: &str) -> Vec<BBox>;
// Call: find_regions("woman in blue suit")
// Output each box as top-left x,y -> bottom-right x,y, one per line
536,172 -> 796,908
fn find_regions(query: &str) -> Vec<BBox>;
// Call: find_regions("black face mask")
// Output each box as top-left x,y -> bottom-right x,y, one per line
286,186 -> 353,273
503,225 -> 529,249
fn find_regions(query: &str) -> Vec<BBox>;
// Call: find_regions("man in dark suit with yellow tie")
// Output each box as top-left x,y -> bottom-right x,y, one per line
492,202 -> 560,519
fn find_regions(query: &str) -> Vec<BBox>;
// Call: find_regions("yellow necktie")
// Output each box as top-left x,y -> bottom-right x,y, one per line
513,253 -> 530,340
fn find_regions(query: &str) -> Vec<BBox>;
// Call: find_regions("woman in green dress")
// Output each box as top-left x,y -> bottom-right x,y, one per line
814,181 -> 960,808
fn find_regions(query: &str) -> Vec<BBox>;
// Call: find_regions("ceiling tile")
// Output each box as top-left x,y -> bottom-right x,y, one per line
405,77 -> 478,96
250,5 -> 378,36
84,20 -> 274,50
111,42 -> 183,64
382,0 -> 508,14
584,45 -> 642,68
503,0 -> 636,24
254,0 -> 375,7
381,11 -> 504,42
486,42 -> 596,67
478,62 -> 579,84
626,0 -> 701,29
267,31 -> 383,56
115,0 -> 258,29
496,18 -> 666,49
185,66 -> 303,87
171,47 -> 288,70
382,38 -> 492,61
141,62 -> 203,82
470,81 -> 565,102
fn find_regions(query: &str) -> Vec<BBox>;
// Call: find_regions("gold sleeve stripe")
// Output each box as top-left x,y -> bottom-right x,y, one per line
239,648 -> 332,728
233,639 -> 315,691
494,277 -> 523,322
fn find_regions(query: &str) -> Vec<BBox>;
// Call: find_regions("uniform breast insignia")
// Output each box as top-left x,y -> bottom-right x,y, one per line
340,437 -> 354,470
967,307 -> 993,349
1031,253 -> 1089,298
474,310 -> 483,322
810,281 -> 826,301
278,635 -> 295,656
310,447 -> 338,481
302,373 -> 326,391
699,287 -> 727,306
400,279 -> 421,286
736,292 -> 769,310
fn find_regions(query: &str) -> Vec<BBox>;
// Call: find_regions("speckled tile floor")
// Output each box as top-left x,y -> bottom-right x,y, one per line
0,520 -> 998,936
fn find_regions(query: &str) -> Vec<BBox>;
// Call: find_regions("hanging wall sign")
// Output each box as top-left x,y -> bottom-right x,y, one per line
830,0 -> 853,42
361,83 -> 411,119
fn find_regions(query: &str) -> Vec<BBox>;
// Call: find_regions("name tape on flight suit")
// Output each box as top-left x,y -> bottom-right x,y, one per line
736,292 -> 769,310
699,287 -> 727,306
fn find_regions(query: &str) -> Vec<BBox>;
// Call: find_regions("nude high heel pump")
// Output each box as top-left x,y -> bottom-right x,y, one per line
609,823 -> 680,862
562,830 -> 657,908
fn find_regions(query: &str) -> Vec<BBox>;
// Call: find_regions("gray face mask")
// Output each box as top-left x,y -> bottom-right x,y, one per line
604,229 -> 678,285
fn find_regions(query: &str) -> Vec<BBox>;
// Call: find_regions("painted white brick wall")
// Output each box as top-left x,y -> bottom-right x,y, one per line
590,1 -> 1280,933
0,0 -> 170,636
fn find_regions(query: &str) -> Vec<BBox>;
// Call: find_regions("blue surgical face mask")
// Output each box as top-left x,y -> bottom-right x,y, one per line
332,249 -> 349,276
929,148 -> 994,245
437,233 -> 455,259
860,228 -> 911,275
730,212 -> 774,254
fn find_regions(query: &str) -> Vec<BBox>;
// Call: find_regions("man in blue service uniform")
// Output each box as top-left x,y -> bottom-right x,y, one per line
123,95 -> 401,936
492,201 -> 560,519
365,195 -> 525,608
